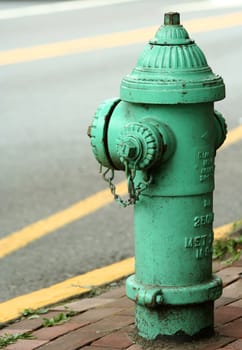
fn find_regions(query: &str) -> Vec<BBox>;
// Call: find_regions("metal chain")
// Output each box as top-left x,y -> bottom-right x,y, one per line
100,164 -> 152,208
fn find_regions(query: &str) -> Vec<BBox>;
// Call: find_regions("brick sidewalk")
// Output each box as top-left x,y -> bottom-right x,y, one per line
0,258 -> 241,350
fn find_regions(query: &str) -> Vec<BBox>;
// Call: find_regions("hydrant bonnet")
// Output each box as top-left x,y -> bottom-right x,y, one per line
120,12 -> 225,104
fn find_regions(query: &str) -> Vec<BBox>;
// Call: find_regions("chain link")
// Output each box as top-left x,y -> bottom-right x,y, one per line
100,164 -> 152,208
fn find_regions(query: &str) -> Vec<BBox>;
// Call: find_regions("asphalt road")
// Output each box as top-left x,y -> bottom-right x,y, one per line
1,0 -> 242,302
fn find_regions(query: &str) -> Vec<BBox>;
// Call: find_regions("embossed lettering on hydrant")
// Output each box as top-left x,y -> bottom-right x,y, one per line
193,212 -> 214,227
198,150 -> 215,182
184,233 -> 213,259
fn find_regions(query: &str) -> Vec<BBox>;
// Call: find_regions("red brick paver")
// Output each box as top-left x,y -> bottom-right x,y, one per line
99,285 -> 126,299
215,297 -> 237,308
54,297 -> 115,312
223,280 -> 242,299
92,330 -> 134,348
81,347 -> 121,350
215,306 -> 242,325
32,322 -> 85,341
218,317 -> 242,338
103,296 -> 134,309
82,314 -> 134,333
219,339 -> 242,349
3,311 -> 63,333
217,267 -> 242,286
69,307 -> 124,323
37,329 -> 104,350
229,300 -> 242,308
5,339 -> 48,350
199,337 -> 236,350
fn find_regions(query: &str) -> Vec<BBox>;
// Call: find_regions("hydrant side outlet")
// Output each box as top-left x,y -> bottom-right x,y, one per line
88,11 -> 227,341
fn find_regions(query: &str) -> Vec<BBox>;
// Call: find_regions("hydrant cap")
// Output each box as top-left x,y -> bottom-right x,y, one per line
120,12 -> 225,104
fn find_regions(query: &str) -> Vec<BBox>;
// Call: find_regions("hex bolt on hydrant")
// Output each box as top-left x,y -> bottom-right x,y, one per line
88,12 -> 227,341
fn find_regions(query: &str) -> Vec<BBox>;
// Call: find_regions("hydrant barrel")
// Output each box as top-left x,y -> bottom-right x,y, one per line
88,11 -> 227,341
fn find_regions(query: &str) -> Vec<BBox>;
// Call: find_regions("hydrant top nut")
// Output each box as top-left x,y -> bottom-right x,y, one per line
164,12 -> 180,26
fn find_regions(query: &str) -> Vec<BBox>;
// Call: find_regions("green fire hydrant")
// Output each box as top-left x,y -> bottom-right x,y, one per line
88,12 -> 227,340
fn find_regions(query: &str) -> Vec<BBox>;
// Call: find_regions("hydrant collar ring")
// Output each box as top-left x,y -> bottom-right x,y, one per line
126,275 -> 223,307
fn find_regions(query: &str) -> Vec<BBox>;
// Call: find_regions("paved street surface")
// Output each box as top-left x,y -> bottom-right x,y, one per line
0,258 -> 241,349
1,0 -> 242,301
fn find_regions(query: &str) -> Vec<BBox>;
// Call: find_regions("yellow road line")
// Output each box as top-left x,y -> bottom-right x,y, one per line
1,11 -> 242,65
0,182 -> 127,259
215,218 -> 242,240
0,124 -> 242,259
222,124 -> 242,149
0,219 -> 241,323
0,257 -> 135,323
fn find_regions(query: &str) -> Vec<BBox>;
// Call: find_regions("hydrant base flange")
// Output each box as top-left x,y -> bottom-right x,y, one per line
135,301 -> 215,340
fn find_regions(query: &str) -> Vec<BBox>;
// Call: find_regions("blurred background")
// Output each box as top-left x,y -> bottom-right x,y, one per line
1,0 -> 242,302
